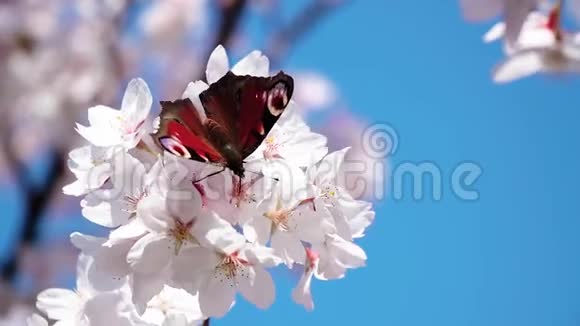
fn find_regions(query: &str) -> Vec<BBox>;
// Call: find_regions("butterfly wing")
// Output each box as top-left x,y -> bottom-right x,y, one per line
154,99 -> 225,163
199,71 -> 294,159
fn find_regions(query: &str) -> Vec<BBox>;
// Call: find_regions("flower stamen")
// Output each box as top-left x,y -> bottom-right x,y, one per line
168,219 -> 195,255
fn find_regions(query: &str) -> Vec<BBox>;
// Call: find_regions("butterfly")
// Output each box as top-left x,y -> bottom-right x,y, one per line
153,71 -> 294,180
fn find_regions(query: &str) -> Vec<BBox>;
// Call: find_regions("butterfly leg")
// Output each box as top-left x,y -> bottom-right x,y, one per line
192,166 -> 226,183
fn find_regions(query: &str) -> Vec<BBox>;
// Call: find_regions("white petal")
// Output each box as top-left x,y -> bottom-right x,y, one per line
310,147 -> 350,185
127,233 -> 172,274
194,213 -> 245,254
198,273 -> 236,318
172,246 -> 220,293
75,123 -> 121,147
238,266 -> 275,309
328,234 -> 367,269
107,218 -> 148,244
271,232 -> 305,267
162,314 -> 188,326
62,179 -> 90,197
70,232 -> 105,254
231,50 -> 269,77
138,194 -> 172,233
84,292 -> 135,326
483,22 -> 505,43
493,50 -> 545,83
81,192 -> 130,228
181,81 -> 209,120
121,78 -> 153,124
242,216 -> 272,245
75,254 -> 94,294
504,0 -> 537,46
92,241 -> 133,290
36,289 -> 81,321
132,272 -> 166,314
292,265 -> 315,311
242,244 -> 282,268
206,45 -> 229,84
87,105 -> 120,127
67,145 -> 94,167
27,314 -> 48,326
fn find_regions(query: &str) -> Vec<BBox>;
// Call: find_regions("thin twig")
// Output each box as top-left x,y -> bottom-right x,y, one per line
197,0 -> 248,80
214,0 -> 247,49
266,0 -> 345,68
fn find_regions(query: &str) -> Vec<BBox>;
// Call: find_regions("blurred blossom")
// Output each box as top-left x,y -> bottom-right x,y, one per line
75,0 -> 129,19
0,304 -> 33,326
0,0 -> 365,312
460,0 -> 545,47
483,3 -> 580,83
292,72 -> 337,112
140,0 -> 207,46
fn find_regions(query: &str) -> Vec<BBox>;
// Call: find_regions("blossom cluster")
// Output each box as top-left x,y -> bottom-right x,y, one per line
460,0 -> 580,83
27,46 -> 375,326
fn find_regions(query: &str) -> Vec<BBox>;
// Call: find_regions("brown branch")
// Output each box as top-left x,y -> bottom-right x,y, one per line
0,0 -> 135,283
203,318 -> 210,326
1,149 -> 65,281
197,0 -> 248,80
266,0 -> 346,68
0,122 -> 64,282
214,0 -> 248,50
0,124 -> 29,195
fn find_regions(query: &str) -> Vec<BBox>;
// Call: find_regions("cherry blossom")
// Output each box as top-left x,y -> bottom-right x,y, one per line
244,103 -> 328,174
62,145 -> 117,196
75,78 -> 153,149
40,46 -> 376,324
80,153 -> 162,228
26,314 -> 48,326
179,218 -> 282,318
141,285 -> 204,325
488,3 -> 580,82
36,254 -> 138,326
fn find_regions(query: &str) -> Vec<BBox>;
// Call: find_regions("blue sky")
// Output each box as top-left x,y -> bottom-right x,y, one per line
221,1 -> 580,325
3,1 -> 580,325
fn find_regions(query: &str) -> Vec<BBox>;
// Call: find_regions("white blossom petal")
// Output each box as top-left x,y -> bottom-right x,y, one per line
206,45 -> 229,84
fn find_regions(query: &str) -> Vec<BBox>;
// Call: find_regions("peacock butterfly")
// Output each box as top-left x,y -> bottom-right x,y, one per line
153,71 -> 294,180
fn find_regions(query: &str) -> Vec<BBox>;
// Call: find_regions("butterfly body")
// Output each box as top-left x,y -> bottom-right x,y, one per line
154,71 -> 294,179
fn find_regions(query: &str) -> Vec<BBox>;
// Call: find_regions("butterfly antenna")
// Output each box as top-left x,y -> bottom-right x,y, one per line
193,167 -> 226,183
245,169 -> 279,182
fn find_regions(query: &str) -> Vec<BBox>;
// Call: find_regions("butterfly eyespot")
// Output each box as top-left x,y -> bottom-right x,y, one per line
159,137 -> 191,159
267,82 -> 289,116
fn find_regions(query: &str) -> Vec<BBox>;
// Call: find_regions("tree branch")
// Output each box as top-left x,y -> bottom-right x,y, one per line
214,0 -> 247,50
266,0 -> 345,67
1,148 -> 66,281
0,0 -> 135,283
197,0 -> 248,80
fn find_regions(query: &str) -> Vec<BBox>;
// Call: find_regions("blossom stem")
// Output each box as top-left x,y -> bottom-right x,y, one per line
203,318 -> 210,326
